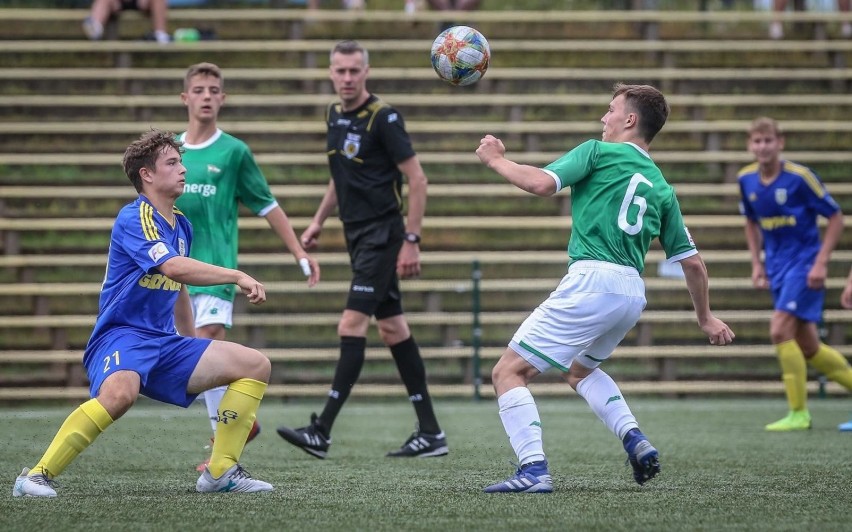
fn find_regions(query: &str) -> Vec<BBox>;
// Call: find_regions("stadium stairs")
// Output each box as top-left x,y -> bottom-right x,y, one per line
1,7 -> 851,401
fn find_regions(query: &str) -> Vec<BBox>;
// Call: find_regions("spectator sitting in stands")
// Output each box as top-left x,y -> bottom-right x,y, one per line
769,0 -> 852,40
83,0 -> 171,44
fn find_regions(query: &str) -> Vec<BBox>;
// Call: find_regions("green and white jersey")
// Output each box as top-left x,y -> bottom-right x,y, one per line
175,129 -> 277,302
542,139 -> 697,273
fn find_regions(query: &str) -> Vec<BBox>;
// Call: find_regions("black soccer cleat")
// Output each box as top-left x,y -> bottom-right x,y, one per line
386,429 -> 448,458
276,413 -> 331,459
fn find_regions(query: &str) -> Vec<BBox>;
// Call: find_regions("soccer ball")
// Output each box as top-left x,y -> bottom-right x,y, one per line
430,25 -> 490,86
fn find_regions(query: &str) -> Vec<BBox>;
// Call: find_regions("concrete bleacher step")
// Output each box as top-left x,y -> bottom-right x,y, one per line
2,150 -> 851,186
7,249 -> 836,285
3,38 -> 850,70
1,310 -> 850,349
6,181 -> 838,220
4,119 -> 852,155
3,215 -> 851,256
2,343 -> 850,401
3,93 -> 852,123
3,8 -> 852,40
3,66 -> 851,97
3,380 -> 849,401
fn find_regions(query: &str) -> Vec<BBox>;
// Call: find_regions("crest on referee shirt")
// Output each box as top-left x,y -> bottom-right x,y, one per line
775,189 -> 787,205
343,133 -> 361,159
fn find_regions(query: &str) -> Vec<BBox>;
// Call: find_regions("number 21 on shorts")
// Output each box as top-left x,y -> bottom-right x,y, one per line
103,350 -> 120,373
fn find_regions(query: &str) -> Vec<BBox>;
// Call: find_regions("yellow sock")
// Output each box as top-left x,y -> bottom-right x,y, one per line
808,344 -> 852,391
776,340 -> 808,412
31,399 -> 114,478
207,378 -> 267,478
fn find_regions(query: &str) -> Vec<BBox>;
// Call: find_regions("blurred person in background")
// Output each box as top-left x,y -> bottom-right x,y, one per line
276,40 -> 447,460
175,62 -> 319,471
837,267 -> 852,431
738,116 -> 852,432
769,0 -> 852,39
83,0 -> 171,44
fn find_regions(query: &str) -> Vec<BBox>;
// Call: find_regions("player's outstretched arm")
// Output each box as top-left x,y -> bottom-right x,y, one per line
158,256 -> 266,305
679,254 -> 735,346
476,134 -> 556,197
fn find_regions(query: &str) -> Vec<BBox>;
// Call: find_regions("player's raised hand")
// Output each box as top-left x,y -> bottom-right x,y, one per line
236,273 -> 266,305
476,135 -> 506,168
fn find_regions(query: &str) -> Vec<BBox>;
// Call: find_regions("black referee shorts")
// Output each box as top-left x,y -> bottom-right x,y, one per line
343,215 -> 405,319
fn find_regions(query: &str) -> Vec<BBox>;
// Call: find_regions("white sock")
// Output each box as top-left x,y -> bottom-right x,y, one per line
203,385 -> 228,434
575,368 -> 638,441
497,386 -> 545,465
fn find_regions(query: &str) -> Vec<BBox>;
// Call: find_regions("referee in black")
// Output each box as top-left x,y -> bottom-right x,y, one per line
276,40 -> 447,459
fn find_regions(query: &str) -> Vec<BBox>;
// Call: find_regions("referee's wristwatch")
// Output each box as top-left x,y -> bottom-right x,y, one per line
404,232 -> 421,244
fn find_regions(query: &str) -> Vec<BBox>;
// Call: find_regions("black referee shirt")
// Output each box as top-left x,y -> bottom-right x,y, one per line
325,94 -> 417,224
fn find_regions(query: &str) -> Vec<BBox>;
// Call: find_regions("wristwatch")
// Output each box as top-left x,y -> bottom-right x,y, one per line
404,232 -> 421,244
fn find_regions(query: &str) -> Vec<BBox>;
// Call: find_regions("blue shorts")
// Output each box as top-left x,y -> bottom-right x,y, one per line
84,328 -> 212,408
770,265 -> 824,323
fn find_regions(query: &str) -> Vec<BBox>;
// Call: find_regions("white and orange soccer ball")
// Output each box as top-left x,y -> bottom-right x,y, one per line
430,25 -> 490,86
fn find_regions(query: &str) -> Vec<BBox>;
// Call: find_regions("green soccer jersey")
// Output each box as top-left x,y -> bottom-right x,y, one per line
543,140 -> 697,273
175,129 -> 277,302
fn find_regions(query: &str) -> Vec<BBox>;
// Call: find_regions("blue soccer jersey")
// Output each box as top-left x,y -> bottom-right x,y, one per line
738,161 -> 839,280
84,196 -> 193,363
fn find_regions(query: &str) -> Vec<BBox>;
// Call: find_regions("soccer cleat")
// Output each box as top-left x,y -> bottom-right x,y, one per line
765,410 -> 812,432
195,464 -> 273,493
483,460 -> 553,493
12,468 -> 57,498
386,429 -> 448,458
276,413 -> 331,459
196,420 -> 262,472
623,428 -> 661,486
838,418 -> 852,432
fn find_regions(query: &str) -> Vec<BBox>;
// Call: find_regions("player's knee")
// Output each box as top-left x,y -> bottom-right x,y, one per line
491,361 -> 513,387
769,328 -> 792,345
563,372 -> 583,390
243,349 -> 271,382
96,388 -> 137,419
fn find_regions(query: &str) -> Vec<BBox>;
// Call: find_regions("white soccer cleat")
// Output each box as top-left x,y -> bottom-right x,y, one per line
196,464 -> 273,493
12,468 -> 57,498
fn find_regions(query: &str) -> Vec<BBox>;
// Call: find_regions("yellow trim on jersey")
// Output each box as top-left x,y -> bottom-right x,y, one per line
736,162 -> 759,178
784,161 -> 826,198
365,99 -> 389,132
140,202 -> 160,241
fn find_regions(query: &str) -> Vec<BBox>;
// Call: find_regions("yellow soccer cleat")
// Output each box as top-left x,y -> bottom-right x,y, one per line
765,410 -> 812,431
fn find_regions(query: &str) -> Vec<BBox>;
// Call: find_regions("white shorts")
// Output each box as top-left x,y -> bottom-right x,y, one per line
510,260 -> 646,373
190,294 -> 233,329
